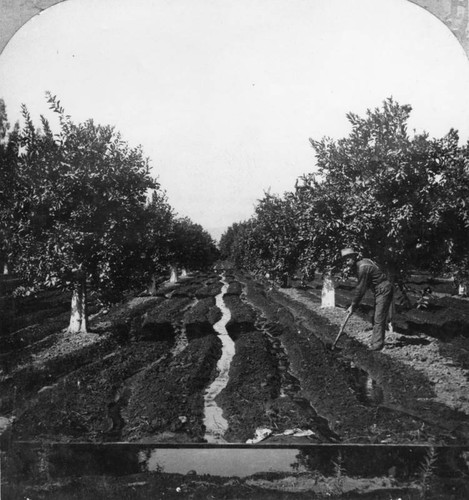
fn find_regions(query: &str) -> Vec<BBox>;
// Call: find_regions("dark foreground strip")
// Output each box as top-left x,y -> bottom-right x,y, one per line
4,442 -> 469,481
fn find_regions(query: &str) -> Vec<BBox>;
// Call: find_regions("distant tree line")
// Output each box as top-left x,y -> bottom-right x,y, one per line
220,98 -> 469,289
0,93 -> 218,332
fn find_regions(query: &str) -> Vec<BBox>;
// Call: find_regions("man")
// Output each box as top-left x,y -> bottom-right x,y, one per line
341,248 -> 393,351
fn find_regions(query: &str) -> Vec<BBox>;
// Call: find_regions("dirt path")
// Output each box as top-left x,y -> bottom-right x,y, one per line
281,286 -> 469,416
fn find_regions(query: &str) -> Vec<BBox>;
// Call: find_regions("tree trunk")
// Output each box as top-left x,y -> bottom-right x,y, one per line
321,273 -> 335,308
68,279 -> 88,333
170,265 -> 178,283
181,268 -> 188,278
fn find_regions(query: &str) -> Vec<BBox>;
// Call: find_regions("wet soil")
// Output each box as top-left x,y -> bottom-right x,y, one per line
1,270 -> 469,498
0,470 -> 434,500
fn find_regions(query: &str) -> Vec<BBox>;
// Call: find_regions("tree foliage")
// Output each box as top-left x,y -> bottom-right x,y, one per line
221,98 -> 469,284
3,94 -> 157,300
169,217 -> 219,271
0,94 -> 219,331
0,99 -> 19,270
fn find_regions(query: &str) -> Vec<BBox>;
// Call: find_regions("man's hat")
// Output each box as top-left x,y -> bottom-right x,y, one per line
341,248 -> 358,259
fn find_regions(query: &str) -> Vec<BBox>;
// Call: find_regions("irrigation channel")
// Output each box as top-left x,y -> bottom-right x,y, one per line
2,270 -> 469,499
203,278 -> 234,443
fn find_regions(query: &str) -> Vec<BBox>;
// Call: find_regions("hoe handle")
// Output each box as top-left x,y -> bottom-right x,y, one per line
332,309 -> 353,350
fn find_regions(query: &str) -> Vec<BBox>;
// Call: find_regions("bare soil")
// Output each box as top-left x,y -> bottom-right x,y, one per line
1,270 -> 469,498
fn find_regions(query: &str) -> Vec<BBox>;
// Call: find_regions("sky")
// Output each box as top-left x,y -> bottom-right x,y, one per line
1,0 -> 469,241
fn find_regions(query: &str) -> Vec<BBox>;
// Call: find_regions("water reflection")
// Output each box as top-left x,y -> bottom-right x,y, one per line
7,443 -> 450,481
364,374 -> 384,405
140,448 -> 304,476
346,362 -> 384,406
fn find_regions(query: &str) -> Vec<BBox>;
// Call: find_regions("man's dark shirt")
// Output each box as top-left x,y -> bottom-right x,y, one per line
352,258 -> 388,307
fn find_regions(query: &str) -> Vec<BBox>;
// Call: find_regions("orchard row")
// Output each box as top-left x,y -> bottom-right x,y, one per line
220,98 -> 469,289
0,94 -> 219,332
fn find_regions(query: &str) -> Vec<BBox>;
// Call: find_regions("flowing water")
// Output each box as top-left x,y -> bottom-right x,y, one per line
203,279 -> 235,443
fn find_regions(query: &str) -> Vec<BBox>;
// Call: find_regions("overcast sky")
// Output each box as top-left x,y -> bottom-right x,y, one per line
1,0 -> 469,240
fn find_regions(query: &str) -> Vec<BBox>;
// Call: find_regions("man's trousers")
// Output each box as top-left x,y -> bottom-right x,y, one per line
371,281 -> 394,349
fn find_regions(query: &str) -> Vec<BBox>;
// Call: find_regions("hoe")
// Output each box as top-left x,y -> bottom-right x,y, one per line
331,309 -> 353,350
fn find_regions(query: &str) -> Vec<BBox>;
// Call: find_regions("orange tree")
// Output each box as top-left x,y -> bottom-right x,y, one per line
139,189 -> 175,293
250,192 -> 300,283
219,220 -> 255,270
219,192 -> 301,285
2,94 -> 157,332
300,98 -> 448,283
221,98 -> 469,288
0,99 -> 19,272
167,217 -> 219,276
424,130 -> 469,285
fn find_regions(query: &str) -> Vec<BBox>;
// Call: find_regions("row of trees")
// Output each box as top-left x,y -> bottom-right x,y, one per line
220,98 -> 469,288
0,94 -> 218,332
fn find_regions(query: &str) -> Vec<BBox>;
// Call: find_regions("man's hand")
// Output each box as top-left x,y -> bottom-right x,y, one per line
347,304 -> 355,315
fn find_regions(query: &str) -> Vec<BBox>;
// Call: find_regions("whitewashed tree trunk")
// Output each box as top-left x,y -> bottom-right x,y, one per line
3,263 -> 8,275
170,265 -> 178,283
321,274 -> 335,308
181,268 -> 188,278
68,280 -> 88,333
